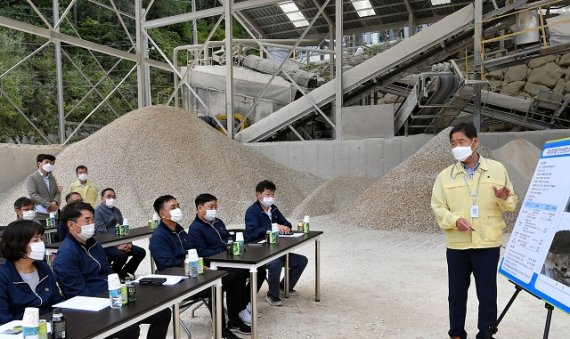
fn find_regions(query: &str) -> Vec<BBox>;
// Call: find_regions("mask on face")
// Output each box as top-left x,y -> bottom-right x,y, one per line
204,209 -> 217,222
22,210 -> 36,221
451,141 -> 474,162
105,198 -> 115,208
78,173 -> 88,181
169,208 -> 184,223
261,196 -> 274,207
77,223 -> 95,241
28,241 -> 46,261
42,163 -> 54,173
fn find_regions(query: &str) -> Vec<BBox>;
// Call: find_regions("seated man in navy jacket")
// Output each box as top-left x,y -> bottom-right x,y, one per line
54,202 -> 170,339
188,193 -> 264,332
94,188 -> 146,279
245,180 -> 308,306
148,195 -> 193,272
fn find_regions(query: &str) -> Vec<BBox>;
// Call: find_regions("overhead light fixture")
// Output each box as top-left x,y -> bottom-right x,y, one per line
351,0 -> 376,18
279,1 -> 309,28
430,0 -> 452,5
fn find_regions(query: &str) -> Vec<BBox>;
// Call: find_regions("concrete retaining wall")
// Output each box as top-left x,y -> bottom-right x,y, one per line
246,130 -> 570,179
0,144 -> 63,193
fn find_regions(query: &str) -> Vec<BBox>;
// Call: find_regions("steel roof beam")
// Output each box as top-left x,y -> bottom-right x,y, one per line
144,0 -> 283,29
0,15 -> 172,73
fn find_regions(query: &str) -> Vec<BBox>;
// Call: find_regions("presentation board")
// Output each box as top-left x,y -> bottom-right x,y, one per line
499,137 -> 570,314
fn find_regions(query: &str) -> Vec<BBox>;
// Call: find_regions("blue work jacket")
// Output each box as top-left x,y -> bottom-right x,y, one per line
53,234 -> 112,298
149,221 -> 192,272
244,200 -> 291,243
0,260 -> 63,323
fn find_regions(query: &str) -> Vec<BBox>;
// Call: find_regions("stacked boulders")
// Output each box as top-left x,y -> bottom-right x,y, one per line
487,53 -> 570,100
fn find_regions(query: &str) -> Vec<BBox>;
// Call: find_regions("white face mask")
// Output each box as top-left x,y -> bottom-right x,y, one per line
105,198 -> 115,208
451,141 -> 474,162
261,196 -> 275,207
77,223 -> 95,241
28,241 -> 46,261
22,210 -> 36,221
204,209 -> 217,222
42,163 -> 54,173
78,173 -> 88,181
169,208 -> 184,223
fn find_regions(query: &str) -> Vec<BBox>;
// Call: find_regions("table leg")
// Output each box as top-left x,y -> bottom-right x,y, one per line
284,253 -> 290,298
150,257 -> 156,274
315,238 -> 321,302
250,267 -> 258,339
173,302 -> 181,339
214,282 -> 222,339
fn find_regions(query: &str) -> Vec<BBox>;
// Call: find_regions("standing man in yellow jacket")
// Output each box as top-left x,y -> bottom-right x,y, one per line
431,123 -> 517,339
67,165 -> 98,208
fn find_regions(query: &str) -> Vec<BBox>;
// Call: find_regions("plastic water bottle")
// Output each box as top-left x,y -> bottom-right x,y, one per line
51,308 -> 67,339
123,218 -> 129,235
22,307 -> 39,339
235,232 -> 245,255
187,249 -> 199,278
108,273 -> 123,309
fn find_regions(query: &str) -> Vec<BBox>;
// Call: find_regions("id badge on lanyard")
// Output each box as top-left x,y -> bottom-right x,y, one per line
463,173 -> 481,219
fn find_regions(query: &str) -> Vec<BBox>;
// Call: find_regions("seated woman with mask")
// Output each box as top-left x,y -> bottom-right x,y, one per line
0,220 -> 63,323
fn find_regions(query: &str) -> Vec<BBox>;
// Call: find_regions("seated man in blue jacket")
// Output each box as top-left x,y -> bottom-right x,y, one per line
150,195 -> 247,339
94,188 -> 146,279
245,180 -> 308,306
189,193 -> 265,330
54,202 -> 170,339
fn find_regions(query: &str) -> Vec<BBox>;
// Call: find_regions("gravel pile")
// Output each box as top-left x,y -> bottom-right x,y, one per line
337,127 -> 507,233
0,106 -> 322,226
493,138 -> 540,232
291,176 -> 378,219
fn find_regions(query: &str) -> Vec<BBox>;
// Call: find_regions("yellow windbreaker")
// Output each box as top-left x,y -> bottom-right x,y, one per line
431,155 -> 518,249
67,179 -> 98,208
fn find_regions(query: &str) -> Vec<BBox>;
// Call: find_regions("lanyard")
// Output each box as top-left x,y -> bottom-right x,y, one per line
461,168 -> 483,203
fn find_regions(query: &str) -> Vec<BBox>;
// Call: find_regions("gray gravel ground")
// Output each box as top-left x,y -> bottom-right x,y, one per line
131,214 -> 570,338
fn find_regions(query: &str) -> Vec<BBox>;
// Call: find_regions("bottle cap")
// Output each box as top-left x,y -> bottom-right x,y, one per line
108,273 -> 122,290
235,232 -> 244,242
22,307 -> 39,327
188,249 -> 198,260
123,218 -> 129,225
153,213 -> 160,221
271,223 -> 279,232
303,215 -> 310,223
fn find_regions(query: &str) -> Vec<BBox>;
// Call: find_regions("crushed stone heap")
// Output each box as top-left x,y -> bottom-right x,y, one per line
337,128 -> 536,233
0,106 -> 322,226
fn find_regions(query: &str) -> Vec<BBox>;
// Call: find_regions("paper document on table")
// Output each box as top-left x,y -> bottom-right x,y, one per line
136,274 -> 187,285
54,296 -> 110,311
279,233 -> 304,238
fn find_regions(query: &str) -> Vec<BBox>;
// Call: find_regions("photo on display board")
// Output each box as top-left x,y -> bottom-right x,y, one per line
540,203 -> 570,288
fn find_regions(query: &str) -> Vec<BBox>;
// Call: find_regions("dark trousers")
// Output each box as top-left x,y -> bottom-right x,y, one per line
265,253 -> 308,299
446,247 -> 500,339
105,245 -> 146,276
222,268 -> 249,323
113,307 -> 171,339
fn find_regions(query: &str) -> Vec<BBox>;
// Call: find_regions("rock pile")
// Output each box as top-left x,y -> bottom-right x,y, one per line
291,176 -> 378,219
0,106 -> 322,226
487,53 -> 570,99
337,128 -> 533,233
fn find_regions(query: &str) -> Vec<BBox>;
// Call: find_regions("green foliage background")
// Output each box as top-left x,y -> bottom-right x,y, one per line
0,0 -> 247,144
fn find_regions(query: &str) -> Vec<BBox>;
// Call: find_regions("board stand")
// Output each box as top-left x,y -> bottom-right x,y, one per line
487,281 -> 555,339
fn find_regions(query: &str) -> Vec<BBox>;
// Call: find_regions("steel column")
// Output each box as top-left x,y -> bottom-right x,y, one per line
334,0 -> 343,140
473,0 -> 483,132
53,0 -> 66,143
225,0 -> 235,138
135,0 -> 147,108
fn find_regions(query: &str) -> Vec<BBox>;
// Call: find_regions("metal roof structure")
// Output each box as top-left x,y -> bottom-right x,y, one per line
234,0 -> 500,39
